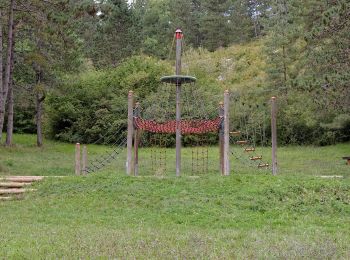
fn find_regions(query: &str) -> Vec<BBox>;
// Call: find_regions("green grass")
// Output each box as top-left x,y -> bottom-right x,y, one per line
0,134 -> 350,258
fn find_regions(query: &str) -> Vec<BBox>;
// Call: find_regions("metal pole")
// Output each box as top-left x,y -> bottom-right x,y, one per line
126,90 -> 134,175
175,29 -> 182,177
271,96 -> 278,175
223,90 -> 230,175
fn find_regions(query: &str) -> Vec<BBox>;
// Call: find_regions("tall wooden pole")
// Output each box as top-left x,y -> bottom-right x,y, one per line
82,145 -> 87,175
223,90 -> 230,176
219,101 -> 224,175
75,143 -> 81,175
134,102 -> 141,176
175,29 -> 183,177
127,90 -> 134,175
271,96 -> 277,175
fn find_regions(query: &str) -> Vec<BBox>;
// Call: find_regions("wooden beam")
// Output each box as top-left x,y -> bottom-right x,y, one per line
271,96 -> 277,175
134,102 -> 141,176
75,143 -> 81,175
230,131 -> 241,136
236,140 -> 248,145
219,101 -> 224,175
82,145 -> 87,175
126,90 -> 134,175
223,90 -> 230,176
250,156 -> 262,160
175,29 -> 183,177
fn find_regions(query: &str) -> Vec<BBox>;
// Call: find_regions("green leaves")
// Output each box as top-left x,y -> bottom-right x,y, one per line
46,55 -> 171,143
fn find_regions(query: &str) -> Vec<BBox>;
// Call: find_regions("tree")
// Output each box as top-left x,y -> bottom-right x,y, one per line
168,0 -> 203,48
3,0 -> 84,146
263,0 -> 305,89
5,30 -> 15,146
0,0 -> 15,142
137,0 -> 173,58
200,0 -> 233,51
75,0 -> 140,67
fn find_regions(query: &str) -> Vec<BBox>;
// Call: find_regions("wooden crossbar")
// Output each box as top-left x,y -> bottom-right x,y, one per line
258,163 -> 269,168
250,156 -> 262,161
230,131 -> 241,136
236,140 -> 248,145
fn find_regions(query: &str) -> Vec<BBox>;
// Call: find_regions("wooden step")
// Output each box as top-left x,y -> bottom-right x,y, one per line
230,131 -> 241,136
250,156 -> 262,161
0,196 -> 14,201
0,176 -> 44,183
236,140 -> 248,145
244,147 -> 255,152
0,182 -> 31,188
258,163 -> 269,168
0,188 -> 36,195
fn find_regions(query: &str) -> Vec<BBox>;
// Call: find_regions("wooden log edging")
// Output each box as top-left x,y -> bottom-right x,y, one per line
0,176 -> 44,182
0,188 -> 37,194
0,182 -> 31,188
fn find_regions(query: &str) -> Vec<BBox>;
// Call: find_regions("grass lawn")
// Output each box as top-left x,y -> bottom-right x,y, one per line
0,134 -> 350,258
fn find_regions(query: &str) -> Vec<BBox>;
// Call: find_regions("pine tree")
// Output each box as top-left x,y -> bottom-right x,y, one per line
200,0 -> 233,51
263,0 -> 305,89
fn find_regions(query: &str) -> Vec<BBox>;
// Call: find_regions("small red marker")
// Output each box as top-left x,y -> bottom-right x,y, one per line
175,29 -> 183,39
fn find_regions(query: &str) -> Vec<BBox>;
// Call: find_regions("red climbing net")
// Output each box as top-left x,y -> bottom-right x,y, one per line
134,117 -> 222,134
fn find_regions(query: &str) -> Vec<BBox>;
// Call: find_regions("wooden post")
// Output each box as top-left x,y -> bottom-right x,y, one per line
175,29 -> 183,177
223,90 -> 230,176
219,101 -> 224,175
126,90 -> 134,175
134,102 -> 141,176
82,145 -> 87,175
75,143 -> 81,175
271,96 -> 277,175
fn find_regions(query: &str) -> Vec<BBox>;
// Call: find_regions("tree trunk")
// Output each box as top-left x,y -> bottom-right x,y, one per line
5,79 -> 14,146
5,39 -> 15,146
0,10 -> 4,141
36,93 -> 45,147
0,0 -> 15,141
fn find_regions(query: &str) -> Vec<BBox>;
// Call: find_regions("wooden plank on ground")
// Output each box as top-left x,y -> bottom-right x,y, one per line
0,182 -> 31,188
0,188 -> 36,194
0,176 -> 44,182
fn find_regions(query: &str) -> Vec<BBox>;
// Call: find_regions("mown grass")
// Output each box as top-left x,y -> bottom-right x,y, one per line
0,134 -> 350,258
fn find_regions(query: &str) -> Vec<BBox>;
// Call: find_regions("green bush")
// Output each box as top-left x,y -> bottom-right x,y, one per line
46,55 -> 172,143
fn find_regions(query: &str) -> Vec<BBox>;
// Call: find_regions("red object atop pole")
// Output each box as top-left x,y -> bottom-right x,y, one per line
175,29 -> 183,39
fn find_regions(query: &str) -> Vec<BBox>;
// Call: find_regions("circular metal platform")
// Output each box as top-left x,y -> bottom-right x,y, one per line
160,75 -> 197,84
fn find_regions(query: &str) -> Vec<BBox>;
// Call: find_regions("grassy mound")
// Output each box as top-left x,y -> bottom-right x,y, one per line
0,134 -> 350,257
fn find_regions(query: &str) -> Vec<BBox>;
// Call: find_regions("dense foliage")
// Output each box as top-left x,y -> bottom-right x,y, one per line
0,0 -> 349,146
46,56 -> 171,143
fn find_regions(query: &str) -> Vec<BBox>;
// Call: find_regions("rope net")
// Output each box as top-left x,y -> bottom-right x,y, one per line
134,117 -> 222,134
133,80 -> 221,175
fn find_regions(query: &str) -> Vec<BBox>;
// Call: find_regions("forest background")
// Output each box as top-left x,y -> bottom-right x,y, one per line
0,0 -> 349,147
